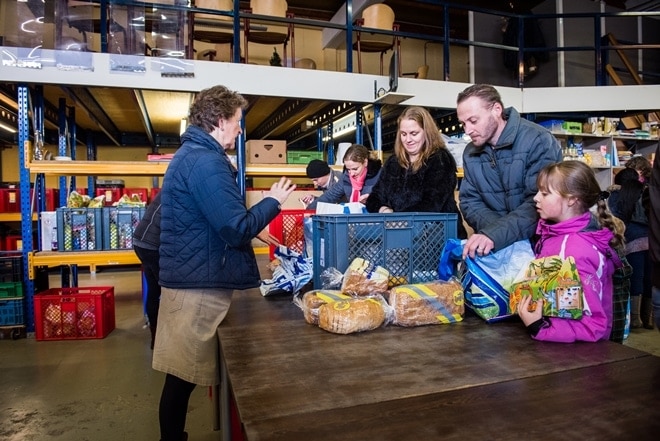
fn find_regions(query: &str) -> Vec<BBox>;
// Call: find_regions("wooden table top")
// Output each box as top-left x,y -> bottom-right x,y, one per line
218,292 -> 659,440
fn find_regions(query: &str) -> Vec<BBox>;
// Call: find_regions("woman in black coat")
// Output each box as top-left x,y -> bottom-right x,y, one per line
366,106 -> 467,238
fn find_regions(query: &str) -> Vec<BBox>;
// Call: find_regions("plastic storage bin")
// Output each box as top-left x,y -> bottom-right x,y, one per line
287,151 -> 324,164
0,297 -> 24,326
34,286 -> 115,340
0,255 -> 22,282
122,188 -> 149,203
0,282 -> 23,298
56,207 -> 104,251
102,206 -> 146,250
95,179 -> 125,206
268,209 -> 315,259
312,213 -> 458,288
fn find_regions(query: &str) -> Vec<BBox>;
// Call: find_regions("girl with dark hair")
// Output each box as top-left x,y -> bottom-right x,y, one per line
517,161 -> 624,342
608,167 -> 652,329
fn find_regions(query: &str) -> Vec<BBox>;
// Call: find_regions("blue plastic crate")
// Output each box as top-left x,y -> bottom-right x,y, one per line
102,206 -> 146,250
312,213 -> 458,288
56,208 -> 104,251
0,297 -> 24,326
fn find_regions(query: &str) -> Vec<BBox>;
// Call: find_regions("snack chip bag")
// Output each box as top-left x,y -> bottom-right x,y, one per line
509,255 -> 584,320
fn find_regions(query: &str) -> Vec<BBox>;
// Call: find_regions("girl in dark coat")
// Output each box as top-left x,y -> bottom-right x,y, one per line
366,106 -> 467,238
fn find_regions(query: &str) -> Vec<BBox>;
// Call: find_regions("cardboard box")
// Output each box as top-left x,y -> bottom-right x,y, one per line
246,140 -> 287,164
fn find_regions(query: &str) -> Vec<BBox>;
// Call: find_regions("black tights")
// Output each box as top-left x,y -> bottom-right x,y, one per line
159,374 -> 196,441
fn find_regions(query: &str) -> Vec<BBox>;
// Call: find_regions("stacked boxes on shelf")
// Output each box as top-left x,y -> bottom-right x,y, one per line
246,140 -> 287,164
0,183 -> 60,212
0,255 -> 24,330
34,286 -> 116,340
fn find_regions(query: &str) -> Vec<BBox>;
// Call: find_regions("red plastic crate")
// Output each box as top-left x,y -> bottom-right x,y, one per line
122,188 -> 148,203
267,209 -> 315,259
150,187 -> 161,203
95,187 -> 123,206
34,286 -> 115,341
44,188 -> 61,211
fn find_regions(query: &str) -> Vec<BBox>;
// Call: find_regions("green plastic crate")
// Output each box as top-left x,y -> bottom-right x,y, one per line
0,282 -> 23,298
562,121 -> 583,133
287,151 -> 324,164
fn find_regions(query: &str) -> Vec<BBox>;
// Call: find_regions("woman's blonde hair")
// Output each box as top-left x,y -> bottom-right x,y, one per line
394,106 -> 445,173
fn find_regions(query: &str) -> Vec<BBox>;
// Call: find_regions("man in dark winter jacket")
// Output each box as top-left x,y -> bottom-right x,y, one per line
153,85 -> 295,441
457,84 -> 562,258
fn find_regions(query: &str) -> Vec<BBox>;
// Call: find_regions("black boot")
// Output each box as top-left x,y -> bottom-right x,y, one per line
150,324 -> 157,350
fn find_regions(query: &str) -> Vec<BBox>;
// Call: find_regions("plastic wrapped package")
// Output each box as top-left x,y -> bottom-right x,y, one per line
293,290 -> 350,325
318,294 -> 392,335
340,258 -> 390,296
389,279 -> 465,327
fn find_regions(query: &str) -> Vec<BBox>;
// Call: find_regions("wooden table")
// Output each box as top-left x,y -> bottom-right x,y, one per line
217,293 -> 660,440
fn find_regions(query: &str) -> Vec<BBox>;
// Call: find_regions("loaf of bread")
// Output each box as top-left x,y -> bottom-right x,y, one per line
389,280 -> 464,327
318,297 -> 387,334
341,258 -> 390,296
295,290 -> 351,325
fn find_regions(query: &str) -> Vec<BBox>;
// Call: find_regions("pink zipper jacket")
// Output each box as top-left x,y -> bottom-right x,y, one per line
531,212 -> 622,342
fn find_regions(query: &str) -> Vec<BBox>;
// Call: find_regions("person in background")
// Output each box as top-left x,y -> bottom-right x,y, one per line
648,145 -> 660,331
607,167 -> 652,329
456,84 -> 562,258
153,85 -> 295,441
305,159 -> 343,193
302,144 -> 381,210
517,161 -> 624,343
133,191 -> 162,350
365,106 -> 467,238
625,155 -> 652,184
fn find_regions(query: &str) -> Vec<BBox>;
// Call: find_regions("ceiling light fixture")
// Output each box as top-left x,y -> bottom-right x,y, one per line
0,122 -> 17,134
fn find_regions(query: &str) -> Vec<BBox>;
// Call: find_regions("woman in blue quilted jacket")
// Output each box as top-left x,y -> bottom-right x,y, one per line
153,85 -> 295,441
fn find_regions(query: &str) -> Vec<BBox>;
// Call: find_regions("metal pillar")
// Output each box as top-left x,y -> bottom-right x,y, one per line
58,98 -> 68,201
18,85 -> 36,332
237,115 -> 246,197
326,121 -> 334,165
374,104 -> 382,152
355,107 -> 364,146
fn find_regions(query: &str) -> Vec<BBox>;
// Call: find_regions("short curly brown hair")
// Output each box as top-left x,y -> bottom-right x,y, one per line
624,155 -> 651,182
187,85 -> 248,133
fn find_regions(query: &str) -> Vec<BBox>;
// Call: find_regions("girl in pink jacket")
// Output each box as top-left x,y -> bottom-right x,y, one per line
518,161 -> 624,342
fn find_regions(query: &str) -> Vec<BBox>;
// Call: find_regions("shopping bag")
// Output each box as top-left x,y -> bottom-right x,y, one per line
438,238 -> 535,322
260,246 -> 313,296
509,255 -> 584,320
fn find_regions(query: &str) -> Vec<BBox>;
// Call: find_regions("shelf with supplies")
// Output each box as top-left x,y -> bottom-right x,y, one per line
551,132 -> 658,189
27,250 -> 140,278
27,160 -> 170,176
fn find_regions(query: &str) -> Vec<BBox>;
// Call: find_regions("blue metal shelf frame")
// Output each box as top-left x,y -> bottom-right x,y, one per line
18,85 -> 36,333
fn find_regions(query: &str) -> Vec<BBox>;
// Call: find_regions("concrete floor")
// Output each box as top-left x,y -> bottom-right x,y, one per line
1,261 -> 659,441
